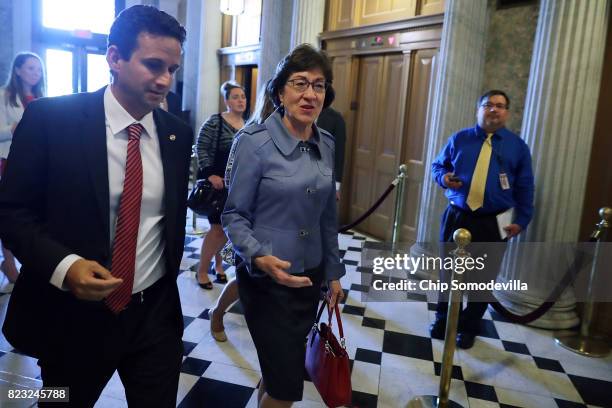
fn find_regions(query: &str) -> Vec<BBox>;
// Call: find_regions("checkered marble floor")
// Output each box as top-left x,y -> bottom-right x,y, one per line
0,215 -> 611,407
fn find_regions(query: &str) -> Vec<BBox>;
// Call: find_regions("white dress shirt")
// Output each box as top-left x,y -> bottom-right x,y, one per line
50,86 -> 166,293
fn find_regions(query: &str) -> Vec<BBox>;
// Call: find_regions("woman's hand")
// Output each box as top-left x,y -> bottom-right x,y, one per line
208,175 -> 224,190
253,255 -> 312,288
327,280 -> 344,310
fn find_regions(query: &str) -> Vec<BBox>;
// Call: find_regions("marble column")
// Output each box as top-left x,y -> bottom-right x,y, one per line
257,0 -> 294,91
182,0 -> 222,131
494,0 -> 609,328
290,0 -> 326,48
410,0 -> 489,278
10,0 -> 32,68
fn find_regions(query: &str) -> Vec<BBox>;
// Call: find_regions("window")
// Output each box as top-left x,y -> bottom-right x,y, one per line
223,0 -> 262,47
45,49 -> 73,97
35,0 -> 123,95
42,0 -> 115,34
235,0 -> 262,46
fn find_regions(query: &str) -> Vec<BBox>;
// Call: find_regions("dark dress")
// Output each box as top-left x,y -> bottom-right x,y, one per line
196,113 -> 239,224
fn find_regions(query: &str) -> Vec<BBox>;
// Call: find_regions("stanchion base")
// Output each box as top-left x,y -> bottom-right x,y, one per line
555,333 -> 610,357
406,395 -> 464,408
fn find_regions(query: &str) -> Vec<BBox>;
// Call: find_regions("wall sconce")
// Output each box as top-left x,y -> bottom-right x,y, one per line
220,0 -> 245,16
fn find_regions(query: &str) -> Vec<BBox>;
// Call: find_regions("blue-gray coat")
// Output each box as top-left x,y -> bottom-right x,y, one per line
222,111 -> 346,281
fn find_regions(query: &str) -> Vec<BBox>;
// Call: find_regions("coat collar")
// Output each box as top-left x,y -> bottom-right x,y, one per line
264,109 -> 323,156
474,124 -> 511,140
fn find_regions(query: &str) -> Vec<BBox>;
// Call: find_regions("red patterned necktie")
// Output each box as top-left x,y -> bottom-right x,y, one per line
105,123 -> 144,314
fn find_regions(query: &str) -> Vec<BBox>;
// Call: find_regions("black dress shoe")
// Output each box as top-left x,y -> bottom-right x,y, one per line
198,281 -> 213,290
456,332 -> 476,349
209,264 -> 228,283
429,319 -> 447,340
197,272 -> 213,290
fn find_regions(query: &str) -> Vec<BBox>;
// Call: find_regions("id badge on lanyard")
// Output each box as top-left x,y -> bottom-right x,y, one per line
499,173 -> 510,190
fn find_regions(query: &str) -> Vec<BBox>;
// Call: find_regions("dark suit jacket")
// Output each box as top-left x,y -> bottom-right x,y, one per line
0,87 -> 193,359
317,107 -> 347,183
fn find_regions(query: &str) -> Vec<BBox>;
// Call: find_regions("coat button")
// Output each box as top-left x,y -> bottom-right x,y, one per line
299,230 -> 309,237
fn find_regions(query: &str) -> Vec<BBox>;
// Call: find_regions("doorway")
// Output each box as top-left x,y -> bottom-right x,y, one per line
346,49 -> 437,241
34,0 -> 123,96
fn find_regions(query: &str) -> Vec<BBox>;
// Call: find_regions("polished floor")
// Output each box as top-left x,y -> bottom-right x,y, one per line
0,214 -> 611,407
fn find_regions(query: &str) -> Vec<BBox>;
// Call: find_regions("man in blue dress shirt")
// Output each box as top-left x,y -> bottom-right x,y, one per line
430,90 -> 534,349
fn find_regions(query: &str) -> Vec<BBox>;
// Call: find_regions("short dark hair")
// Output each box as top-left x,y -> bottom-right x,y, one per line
108,5 -> 186,60
478,90 -> 510,109
266,44 -> 335,110
220,80 -> 244,100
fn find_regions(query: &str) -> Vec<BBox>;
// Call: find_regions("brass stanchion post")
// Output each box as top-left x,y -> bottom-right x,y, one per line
392,164 -> 408,247
407,229 -> 470,408
186,149 -> 205,236
555,206 -> 611,357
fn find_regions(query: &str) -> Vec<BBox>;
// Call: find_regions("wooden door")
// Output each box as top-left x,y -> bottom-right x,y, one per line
420,0 -> 445,15
327,0 -> 356,30
356,0 -> 416,26
330,55 -> 358,224
349,53 -> 406,239
400,49 -> 438,243
349,56 -> 383,234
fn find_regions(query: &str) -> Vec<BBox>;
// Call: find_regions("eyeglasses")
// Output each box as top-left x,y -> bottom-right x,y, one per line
481,103 -> 508,110
286,79 -> 329,94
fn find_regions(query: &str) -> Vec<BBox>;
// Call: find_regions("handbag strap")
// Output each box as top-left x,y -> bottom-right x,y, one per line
213,113 -> 223,168
314,299 -> 346,345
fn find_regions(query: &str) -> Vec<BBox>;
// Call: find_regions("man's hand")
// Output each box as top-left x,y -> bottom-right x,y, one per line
443,172 -> 463,190
503,223 -> 522,238
64,259 -> 123,301
10,123 -> 17,134
327,280 -> 344,310
254,255 -> 312,288
208,175 -> 224,190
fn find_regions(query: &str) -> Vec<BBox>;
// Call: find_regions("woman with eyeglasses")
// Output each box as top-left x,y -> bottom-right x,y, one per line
222,44 -> 345,407
0,52 -> 45,284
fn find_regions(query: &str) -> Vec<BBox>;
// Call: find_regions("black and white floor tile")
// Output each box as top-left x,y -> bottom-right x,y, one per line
0,214 -> 611,407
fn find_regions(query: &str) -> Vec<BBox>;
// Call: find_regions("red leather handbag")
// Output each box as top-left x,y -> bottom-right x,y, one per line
305,300 -> 352,407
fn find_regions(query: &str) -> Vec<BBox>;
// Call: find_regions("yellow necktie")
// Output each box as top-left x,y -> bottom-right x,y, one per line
467,133 -> 493,211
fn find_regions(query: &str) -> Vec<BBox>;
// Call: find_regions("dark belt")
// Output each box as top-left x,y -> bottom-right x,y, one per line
450,204 -> 507,218
129,275 -> 168,306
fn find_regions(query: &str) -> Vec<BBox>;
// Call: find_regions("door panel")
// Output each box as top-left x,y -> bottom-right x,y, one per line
349,54 -> 406,239
370,54 -> 405,239
357,0 -> 416,26
331,56 -> 352,117
400,49 -> 438,242
349,56 -> 383,231
420,0 -> 445,15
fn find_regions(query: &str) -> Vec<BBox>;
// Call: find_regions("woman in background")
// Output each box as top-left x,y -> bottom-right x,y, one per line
0,52 -> 45,284
195,81 -> 246,289
207,84 -> 276,342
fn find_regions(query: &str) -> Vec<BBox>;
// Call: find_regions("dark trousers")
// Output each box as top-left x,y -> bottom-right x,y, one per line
435,205 -> 506,333
38,277 -> 183,408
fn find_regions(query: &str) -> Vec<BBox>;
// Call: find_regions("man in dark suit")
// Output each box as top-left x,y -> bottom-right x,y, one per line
0,6 -> 192,407
317,107 -> 346,200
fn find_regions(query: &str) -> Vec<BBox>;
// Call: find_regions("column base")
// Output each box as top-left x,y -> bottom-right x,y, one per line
494,286 -> 579,329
